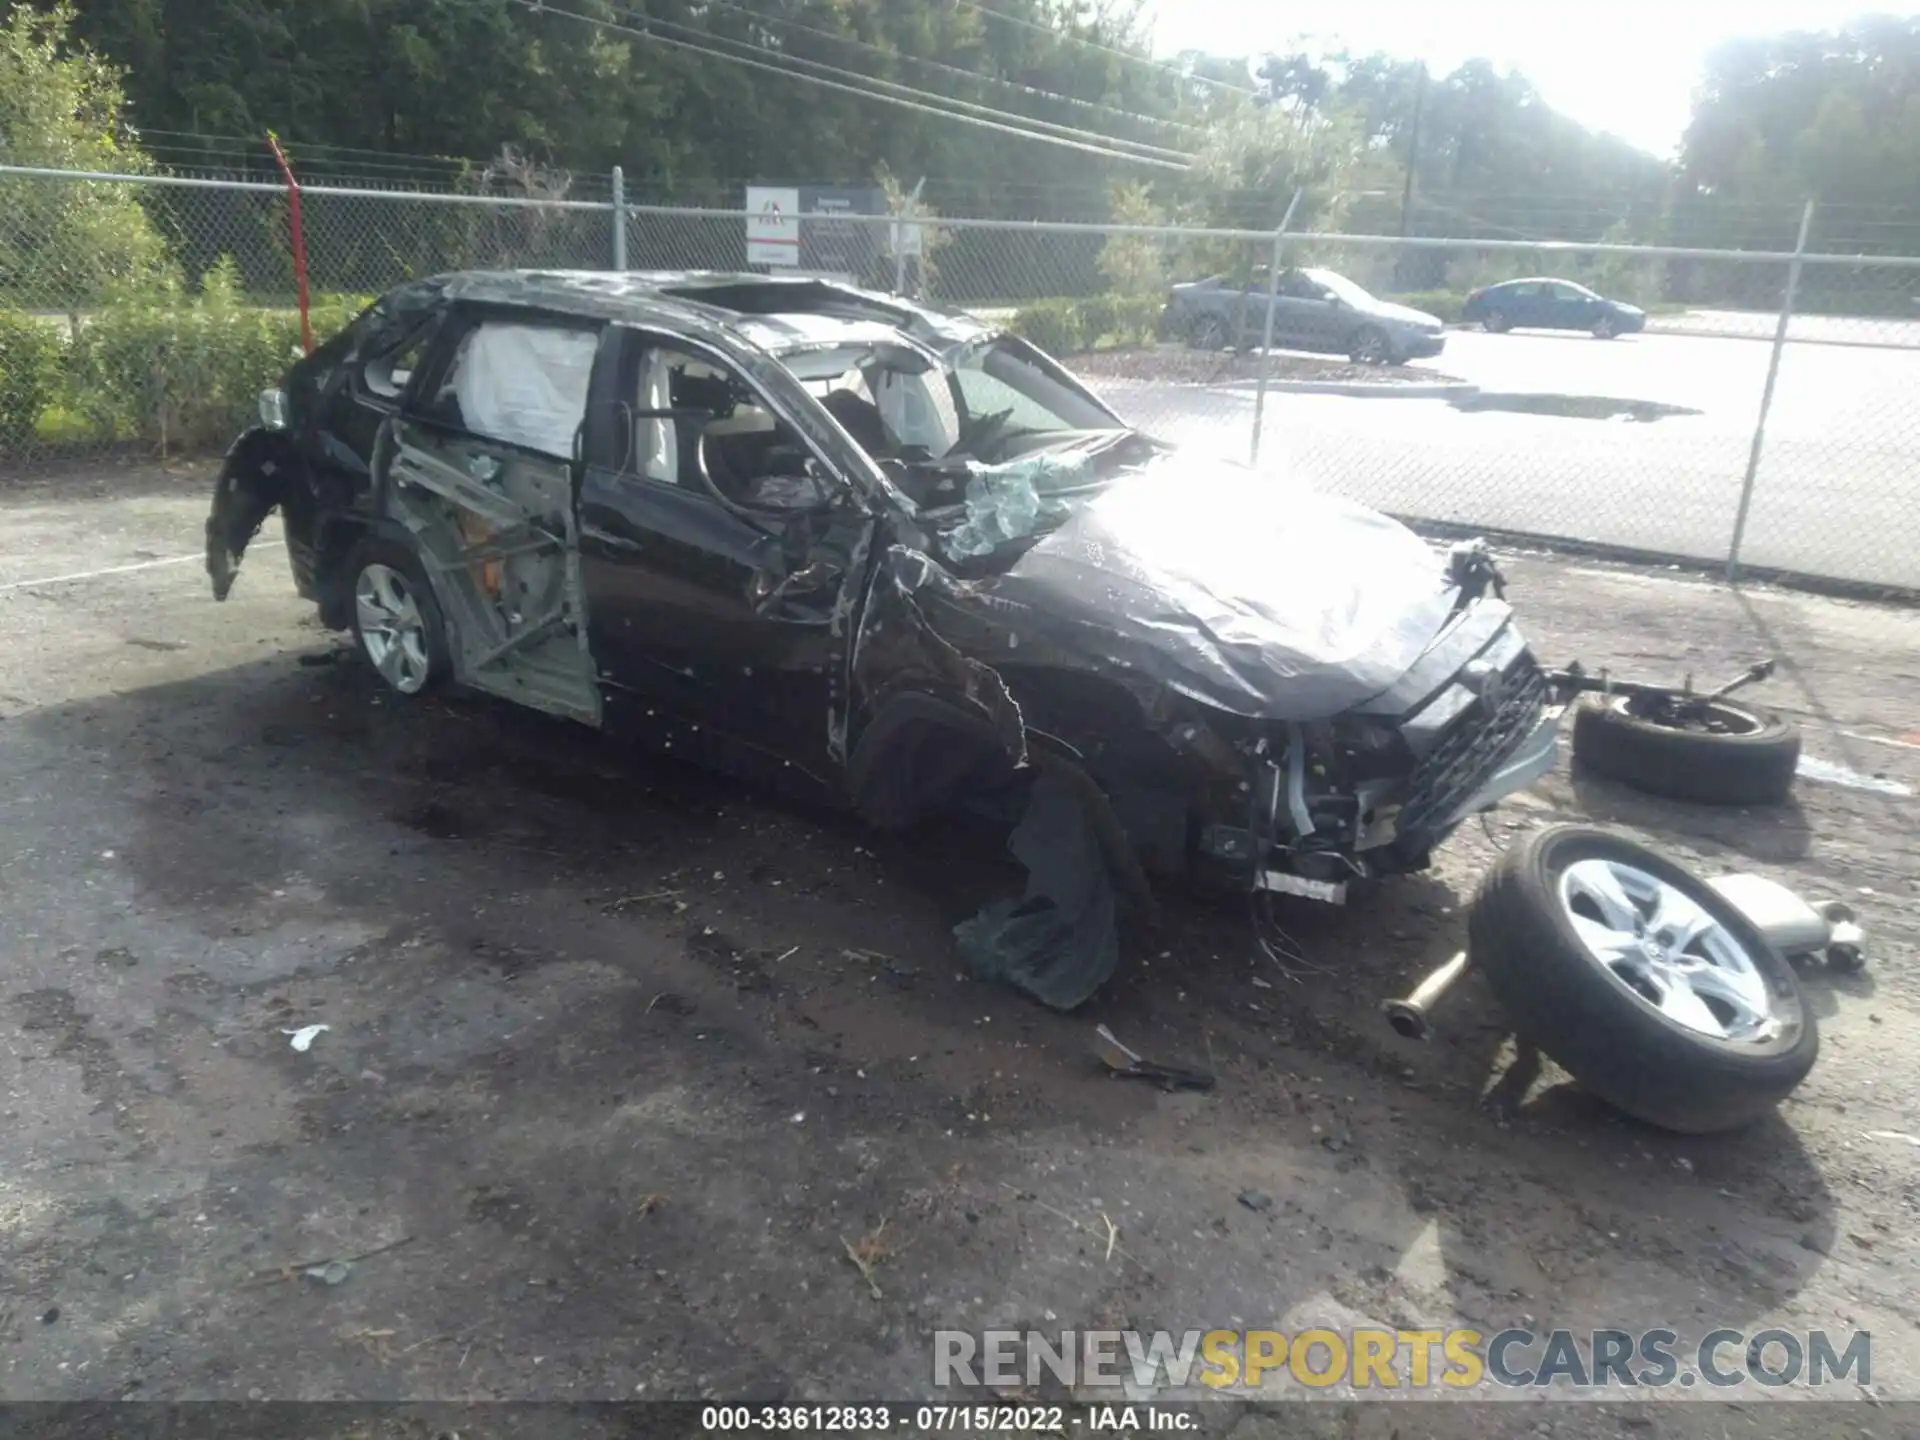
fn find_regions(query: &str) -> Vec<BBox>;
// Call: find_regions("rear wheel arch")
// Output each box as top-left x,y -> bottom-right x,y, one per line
315,514 -> 417,630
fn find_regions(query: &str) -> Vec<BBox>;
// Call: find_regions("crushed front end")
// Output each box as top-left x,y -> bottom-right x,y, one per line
1190,592 -> 1562,905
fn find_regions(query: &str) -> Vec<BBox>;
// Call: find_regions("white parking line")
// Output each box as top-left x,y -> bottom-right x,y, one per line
0,554 -> 201,593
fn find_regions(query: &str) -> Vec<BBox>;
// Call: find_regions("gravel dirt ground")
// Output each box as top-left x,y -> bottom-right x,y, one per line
2,462 -> 1918,1436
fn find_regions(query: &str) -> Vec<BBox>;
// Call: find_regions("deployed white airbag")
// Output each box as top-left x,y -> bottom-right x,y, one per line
451,322 -> 598,459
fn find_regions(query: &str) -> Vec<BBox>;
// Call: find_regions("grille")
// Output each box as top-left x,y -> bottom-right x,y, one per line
1398,654 -> 1548,840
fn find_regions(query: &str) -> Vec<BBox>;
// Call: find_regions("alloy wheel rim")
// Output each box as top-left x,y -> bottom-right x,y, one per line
355,563 -> 431,694
1556,857 -> 1781,1042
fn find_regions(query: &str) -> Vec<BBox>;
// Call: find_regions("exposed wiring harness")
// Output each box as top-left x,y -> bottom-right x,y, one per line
1244,751 -> 1338,982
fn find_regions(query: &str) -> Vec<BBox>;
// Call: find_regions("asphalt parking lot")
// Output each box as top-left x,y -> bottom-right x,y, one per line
3,463 -> 1920,1432
1096,326 -> 1920,590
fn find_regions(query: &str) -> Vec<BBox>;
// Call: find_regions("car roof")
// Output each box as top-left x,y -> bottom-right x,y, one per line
415,269 -> 991,354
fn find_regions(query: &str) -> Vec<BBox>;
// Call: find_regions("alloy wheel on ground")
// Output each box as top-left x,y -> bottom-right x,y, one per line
1557,856 -> 1780,1042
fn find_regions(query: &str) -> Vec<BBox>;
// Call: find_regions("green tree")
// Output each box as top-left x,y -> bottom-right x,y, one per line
1096,179 -> 1166,295
0,2 -> 171,308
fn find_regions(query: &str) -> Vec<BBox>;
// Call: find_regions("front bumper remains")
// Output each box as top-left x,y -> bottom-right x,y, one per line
1245,604 -> 1564,904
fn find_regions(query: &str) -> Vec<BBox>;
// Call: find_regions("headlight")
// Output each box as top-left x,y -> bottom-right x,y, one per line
258,387 -> 289,430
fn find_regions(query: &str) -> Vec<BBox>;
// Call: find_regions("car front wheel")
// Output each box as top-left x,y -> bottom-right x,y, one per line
1348,325 -> 1393,364
349,538 -> 451,697
1592,314 -> 1619,339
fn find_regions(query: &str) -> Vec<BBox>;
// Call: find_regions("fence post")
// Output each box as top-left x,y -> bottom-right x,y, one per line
265,134 -> 313,355
1249,188 -> 1304,467
610,165 -> 627,271
1726,198 -> 1814,581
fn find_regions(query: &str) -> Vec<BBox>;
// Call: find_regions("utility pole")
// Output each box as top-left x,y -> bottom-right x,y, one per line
1397,62 -> 1428,240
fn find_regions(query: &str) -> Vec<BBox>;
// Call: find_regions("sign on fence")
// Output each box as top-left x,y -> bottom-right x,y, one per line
745,186 -> 800,268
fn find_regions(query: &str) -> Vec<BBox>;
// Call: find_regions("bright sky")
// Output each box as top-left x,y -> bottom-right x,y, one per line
1144,0 -> 1874,157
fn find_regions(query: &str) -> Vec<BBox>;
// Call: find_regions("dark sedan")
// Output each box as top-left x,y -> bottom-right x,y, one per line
1462,278 -> 1646,338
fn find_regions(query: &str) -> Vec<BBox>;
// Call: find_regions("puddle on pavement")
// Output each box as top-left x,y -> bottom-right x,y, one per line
1449,392 -> 1703,422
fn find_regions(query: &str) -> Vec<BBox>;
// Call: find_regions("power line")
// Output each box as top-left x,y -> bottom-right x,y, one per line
583,0 -> 1193,163
515,0 -> 1192,170
693,0 -> 1206,139
949,0 -> 1260,99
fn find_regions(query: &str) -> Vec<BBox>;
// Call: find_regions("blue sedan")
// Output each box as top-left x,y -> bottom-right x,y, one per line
1462,278 -> 1646,338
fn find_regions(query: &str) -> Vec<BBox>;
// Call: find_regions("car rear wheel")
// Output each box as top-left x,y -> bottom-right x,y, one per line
349,539 -> 450,697
1483,310 -> 1511,333
1348,326 -> 1393,365
1470,825 -> 1818,1134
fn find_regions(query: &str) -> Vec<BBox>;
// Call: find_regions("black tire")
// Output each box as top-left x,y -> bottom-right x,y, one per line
346,536 -> 452,697
1572,693 -> 1799,805
1592,314 -> 1619,339
1348,325 -> 1393,364
1484,309 -> 1511,334
1192,314 -> 1229,351
1471,825 -> 1818,1134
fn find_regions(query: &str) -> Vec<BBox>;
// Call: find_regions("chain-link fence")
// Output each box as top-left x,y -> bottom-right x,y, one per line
4,164 -> 1919,594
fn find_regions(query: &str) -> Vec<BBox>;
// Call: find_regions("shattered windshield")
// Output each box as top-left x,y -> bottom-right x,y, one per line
944,338 -> 1120,460
772,328 -> 1149,563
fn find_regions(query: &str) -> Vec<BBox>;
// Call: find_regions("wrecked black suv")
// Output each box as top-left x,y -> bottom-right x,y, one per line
207,271 -> 1560,1000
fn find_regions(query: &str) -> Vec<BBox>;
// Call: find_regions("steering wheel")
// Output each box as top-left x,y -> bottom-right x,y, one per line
690,427 -> 768,523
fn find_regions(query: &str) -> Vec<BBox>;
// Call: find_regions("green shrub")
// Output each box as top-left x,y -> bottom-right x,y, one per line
1074,293 -> 1119,343
0,310 -> 65,446
1108,294 -> 1165,347
65,260 -> 366,453
1007,297 -> 1085,357
1004,293 -> 1169,355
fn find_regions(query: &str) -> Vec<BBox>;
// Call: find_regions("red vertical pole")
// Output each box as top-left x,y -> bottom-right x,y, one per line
267,133 -> 314,355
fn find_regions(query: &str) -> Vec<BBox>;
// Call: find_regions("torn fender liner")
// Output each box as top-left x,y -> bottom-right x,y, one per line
955,767 -> 1121,1011
205,428 -> 291,600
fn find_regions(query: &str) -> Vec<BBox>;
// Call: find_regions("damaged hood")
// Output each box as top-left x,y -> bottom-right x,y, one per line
982,456 -> 1460,719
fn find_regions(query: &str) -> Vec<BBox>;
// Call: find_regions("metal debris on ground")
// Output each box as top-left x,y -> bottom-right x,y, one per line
242,1235 -> 415,1289
1237,1189 -> 1275,1213
282,1023 -> 329,1052
1093,1023 -> 1216,1092
841,1220 -> 893,1300
603,888 -> 682,913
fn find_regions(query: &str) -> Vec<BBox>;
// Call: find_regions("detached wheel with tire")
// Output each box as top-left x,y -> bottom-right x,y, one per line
1572,693 -> 1799,805
1471,825 -> 1818,1134
348,537 -> 451,697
